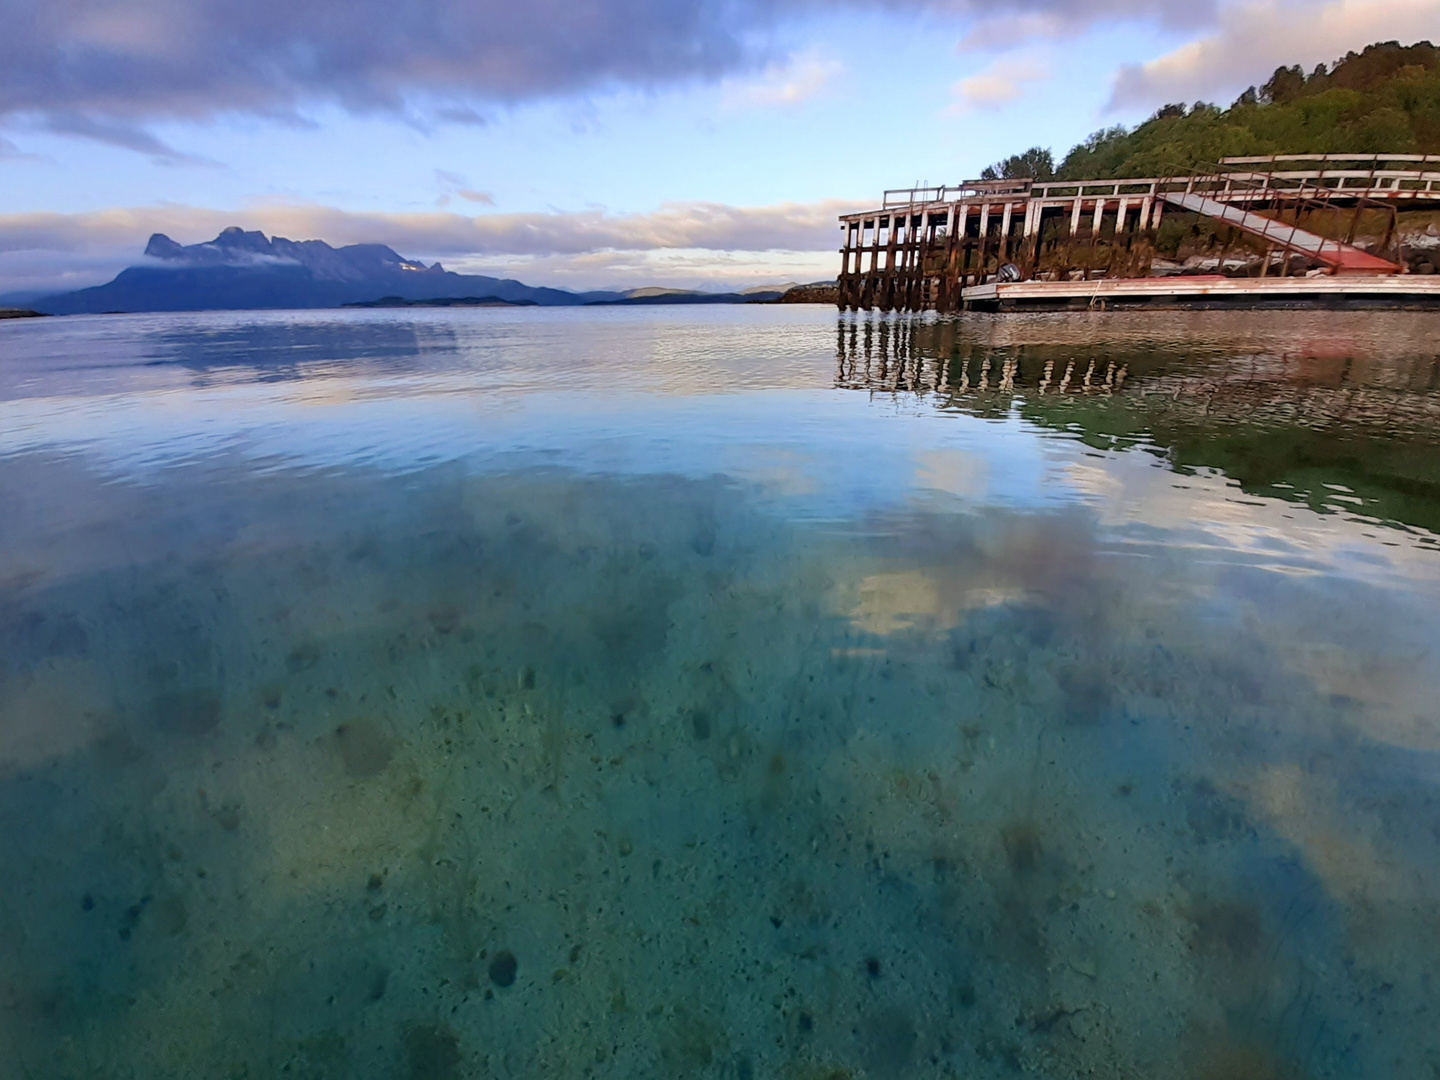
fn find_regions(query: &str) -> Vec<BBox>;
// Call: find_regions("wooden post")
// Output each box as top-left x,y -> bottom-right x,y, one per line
999,202 -> 1014,262
1087,199 -> 1106,280
940,203 -> 962,311
893,213 -> 908,312
1021,200 -> 1038,278
914,211 -> 930,310
858,217 -> 869,306
960,203 -> 977,287
977,202 -> 992,284
903,212 -> 915,311
882,214 -> 899,312
866,216 -> 883,310
926,209 -> 938,307
1111,198 -> 1130,277
1067,196 -> 1083,278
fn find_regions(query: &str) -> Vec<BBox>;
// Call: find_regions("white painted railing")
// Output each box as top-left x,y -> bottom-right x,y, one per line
855,166 -> 1440,224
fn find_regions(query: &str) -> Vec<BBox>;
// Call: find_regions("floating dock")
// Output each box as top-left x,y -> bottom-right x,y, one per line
961,274 -> 1440,312
838,154 -> 1440,313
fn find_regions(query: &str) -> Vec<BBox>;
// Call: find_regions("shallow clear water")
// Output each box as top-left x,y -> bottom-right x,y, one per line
3,306 -> 1440,1079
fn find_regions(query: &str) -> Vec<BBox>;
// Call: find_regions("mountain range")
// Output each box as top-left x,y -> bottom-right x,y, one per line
12,228 -> 791,314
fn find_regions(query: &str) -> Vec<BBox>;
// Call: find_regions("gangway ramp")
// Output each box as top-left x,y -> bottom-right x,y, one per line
1159,191 -> 1399,275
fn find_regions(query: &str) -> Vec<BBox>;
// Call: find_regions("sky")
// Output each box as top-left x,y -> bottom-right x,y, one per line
2,0 -> 1440,297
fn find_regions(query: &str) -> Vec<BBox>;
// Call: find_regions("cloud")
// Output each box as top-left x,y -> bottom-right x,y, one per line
956,14 -> 1070,53
721,53 -> 845,108
0,199 -> 867,295
953,0 -> 1220,51
949,54 -> 1053,110
1110,0 -> 1440,108
434,170 -> 496,207
445,247 -> 841,291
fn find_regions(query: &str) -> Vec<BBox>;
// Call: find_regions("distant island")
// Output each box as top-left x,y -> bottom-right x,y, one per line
0,308 -> 46,319
590,288 -> 783,306
5,227 -> 833,316
344,295 -> 539,308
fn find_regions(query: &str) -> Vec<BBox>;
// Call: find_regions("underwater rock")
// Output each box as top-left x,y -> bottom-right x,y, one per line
488,950 -> 518,988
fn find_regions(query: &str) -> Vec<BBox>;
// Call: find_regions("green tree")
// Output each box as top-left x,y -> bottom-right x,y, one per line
980,146 -> 1056,181
984,40 -> 1440,182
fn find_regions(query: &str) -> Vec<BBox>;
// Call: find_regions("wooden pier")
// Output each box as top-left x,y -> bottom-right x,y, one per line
838,154 -> 1440,313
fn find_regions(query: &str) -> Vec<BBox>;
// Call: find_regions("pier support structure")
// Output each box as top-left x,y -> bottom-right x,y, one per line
839,155 -> 1436,312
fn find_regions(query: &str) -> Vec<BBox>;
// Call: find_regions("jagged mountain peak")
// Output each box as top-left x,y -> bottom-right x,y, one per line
141,227 -> 428,282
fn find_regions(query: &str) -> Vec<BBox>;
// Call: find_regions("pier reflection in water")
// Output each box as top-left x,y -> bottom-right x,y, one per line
2,308 -> 1440,1080
838,310 -> 1440,536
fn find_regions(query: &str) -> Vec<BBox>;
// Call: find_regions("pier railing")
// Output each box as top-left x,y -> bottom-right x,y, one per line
865,164 -> 1440,221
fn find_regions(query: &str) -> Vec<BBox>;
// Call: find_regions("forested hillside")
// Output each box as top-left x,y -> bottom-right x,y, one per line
982,40 -> 1440,182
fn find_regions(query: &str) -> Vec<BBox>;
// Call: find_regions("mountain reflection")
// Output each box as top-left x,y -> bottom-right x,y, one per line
837,312 -> 1440,534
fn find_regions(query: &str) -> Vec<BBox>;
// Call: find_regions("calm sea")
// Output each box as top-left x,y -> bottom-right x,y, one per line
3,306 -> 1440,1079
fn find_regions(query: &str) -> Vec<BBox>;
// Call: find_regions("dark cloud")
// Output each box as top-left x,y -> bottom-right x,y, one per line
0,0 -> 1214,130
35,112 -> 210,163
0,0 -> 788,121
